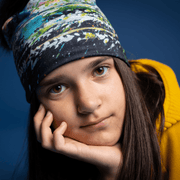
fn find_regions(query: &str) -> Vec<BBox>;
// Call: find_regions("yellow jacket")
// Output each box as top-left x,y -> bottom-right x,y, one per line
131,59 -> 180,180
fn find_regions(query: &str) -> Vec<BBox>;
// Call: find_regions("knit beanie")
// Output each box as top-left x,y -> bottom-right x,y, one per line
2,0 -> 128,103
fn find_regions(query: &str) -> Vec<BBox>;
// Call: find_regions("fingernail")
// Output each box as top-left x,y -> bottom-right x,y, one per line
46,111 -> 52,117
38,104 -> 43,111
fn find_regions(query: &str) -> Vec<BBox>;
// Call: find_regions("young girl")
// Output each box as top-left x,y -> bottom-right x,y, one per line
0,0 -> 180,180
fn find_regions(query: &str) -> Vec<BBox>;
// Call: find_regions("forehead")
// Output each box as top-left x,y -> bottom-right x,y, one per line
40,56 -> 113,84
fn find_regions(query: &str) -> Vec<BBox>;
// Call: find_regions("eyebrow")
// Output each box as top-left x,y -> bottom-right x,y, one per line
39,56 -> 111,88
39,74 -> 68,88
82,56 -> 110,72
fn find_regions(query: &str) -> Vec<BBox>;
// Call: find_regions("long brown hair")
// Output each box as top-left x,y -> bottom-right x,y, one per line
26,57 -> 165,180
0,1 -> 165,179
114,58 -> 164,179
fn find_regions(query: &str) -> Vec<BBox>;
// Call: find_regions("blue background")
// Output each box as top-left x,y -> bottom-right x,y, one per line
0,0 -> 180,179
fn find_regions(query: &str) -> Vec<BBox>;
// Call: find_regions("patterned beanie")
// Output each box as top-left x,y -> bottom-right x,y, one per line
2,0 -> 129,103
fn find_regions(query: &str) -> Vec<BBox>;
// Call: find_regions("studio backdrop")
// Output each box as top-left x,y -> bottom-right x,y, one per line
0,0 -> 179,179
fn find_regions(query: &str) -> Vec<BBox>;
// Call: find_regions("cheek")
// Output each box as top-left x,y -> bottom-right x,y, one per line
41,98 -> 77,129
54,106 -> 76,129
109,72 -> 126,120
107,72 -> 125,105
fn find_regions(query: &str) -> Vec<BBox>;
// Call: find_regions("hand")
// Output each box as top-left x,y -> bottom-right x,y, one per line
34,104 -> 123,179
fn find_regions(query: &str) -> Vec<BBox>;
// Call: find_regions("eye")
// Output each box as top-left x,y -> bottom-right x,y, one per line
94,66 -> 109,77
50,85 -> 66,94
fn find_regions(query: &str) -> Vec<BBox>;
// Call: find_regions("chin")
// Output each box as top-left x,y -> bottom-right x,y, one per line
86,141 -> 118,146
77,135 -> 120,146
64,126 -> 121,146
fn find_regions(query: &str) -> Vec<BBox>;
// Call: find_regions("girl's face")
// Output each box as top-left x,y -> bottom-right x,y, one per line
37,56 -> 126,146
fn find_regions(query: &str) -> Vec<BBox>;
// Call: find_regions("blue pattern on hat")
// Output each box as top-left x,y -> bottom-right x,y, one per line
2,0 -> 128,103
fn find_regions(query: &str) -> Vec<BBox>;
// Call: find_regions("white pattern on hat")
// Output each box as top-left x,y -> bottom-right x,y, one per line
26,0 -> 96,10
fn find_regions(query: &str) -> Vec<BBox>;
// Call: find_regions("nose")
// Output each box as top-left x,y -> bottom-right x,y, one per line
76,82 -> 102,114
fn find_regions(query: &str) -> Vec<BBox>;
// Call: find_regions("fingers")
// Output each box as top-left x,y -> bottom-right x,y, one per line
41,111 -> 54,150
34,104 -> 54,148
34,104 -> 46,142
53,122 -> 68,150
33,106 -> 122,175
33,104 -> 68,152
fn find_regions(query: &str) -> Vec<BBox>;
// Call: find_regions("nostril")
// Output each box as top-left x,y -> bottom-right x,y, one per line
77,106 -> 90,115
75,83 -> 102,114
77,102 -> 101,115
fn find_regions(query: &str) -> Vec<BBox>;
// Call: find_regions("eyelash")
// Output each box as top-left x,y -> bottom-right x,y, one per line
49,84 -> 66,95
93,66 -> 109,77
48,65 -> 110,95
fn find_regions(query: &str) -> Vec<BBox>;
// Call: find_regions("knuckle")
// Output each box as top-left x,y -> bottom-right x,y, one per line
53,141 -> 61,151
41,115 -> 53,128
41,120 -> 46,129
41,121 -> 49,131
33,113 -> 40,123
41,141 -> 50,150
53,135 -> 60,150
33,108 -> 46,124
53,129 -> 59,137
53,136 -> 64,152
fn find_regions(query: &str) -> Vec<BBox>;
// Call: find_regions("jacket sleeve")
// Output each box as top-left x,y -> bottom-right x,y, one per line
160,122 -> 180,180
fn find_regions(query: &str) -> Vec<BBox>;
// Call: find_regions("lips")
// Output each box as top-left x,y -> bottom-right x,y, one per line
80,115 -> 112,128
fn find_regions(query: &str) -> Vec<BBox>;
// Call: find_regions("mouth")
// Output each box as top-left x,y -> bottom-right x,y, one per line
80,115 -> 112,130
